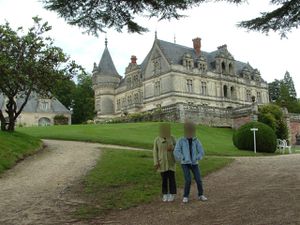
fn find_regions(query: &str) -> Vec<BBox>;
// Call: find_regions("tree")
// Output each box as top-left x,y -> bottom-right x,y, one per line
268,71 -> 299,113
52,78 -> 76,109
42,0 -> 300,37
282,71 -> 297,100
72,73 -> 95,124
258,104 -> 288,140
0,17 -> 79,131
268,79 -> 281,102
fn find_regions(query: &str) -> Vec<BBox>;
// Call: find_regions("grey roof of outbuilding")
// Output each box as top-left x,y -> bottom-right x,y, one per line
0,93 -> 71,114
155,39 -> 254,75
96,47 -> 120,76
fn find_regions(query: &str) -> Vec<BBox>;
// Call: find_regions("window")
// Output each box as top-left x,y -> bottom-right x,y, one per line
187,79 -> 193,93
122,98 -> 126,107
154,81 -> 161,96
246,90 -> 252,102
134,93 -> 139,103
230,86 -> 235,99
152,60 -> 161,75
117,99 -> 121,110
223,85 -> 228,98
127,95 -> 132,105
221,62 -> 226,73
199,63 -> 206,73
201,81 -> 207,95
229,63 -> 234,74
257,92 -> 262,103
40,101 -> 50,111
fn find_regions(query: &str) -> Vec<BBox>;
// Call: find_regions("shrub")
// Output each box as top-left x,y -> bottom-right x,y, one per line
54,115 -> 69,125
258,104 -> 288,139
233,121 -> 277,153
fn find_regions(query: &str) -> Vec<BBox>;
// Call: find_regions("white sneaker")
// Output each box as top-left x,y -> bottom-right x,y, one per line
162,194 -> 168,202
198,195 -> 208,201
167,194 -> 175,202
182,197 -> 189,203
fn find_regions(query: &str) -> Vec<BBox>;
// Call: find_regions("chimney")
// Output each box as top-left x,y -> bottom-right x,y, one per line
131,55 -> 137,64
192,37 -> 201,56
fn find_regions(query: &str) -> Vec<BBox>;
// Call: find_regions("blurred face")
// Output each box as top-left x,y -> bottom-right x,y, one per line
159,124 -> 171,138
184,122 -> 196,138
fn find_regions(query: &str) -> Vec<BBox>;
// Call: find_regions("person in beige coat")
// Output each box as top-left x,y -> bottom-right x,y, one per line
153,123 -> 177,202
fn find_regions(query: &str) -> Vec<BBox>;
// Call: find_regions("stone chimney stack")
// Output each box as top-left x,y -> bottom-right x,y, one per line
192,37 -> 201,56
131,55 -> 137,64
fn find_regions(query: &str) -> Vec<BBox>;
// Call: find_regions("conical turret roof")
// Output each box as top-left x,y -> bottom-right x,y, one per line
95,41 -> 119,76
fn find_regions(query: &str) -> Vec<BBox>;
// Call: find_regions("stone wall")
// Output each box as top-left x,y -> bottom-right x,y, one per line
289,114 -> 300,145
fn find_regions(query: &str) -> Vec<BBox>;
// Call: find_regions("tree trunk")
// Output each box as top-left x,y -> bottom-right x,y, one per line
0,110 -> 7,131
7,119 -> 15,131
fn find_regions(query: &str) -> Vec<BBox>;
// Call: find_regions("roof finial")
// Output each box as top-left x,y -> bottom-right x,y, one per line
155,30 -> 157,40
105,34 -> 108,47
174,34 -> 176,44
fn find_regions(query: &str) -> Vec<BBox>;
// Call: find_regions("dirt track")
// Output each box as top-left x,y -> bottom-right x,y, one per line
0,140 -> 299,225
0,140 -> 101,225
103,154 -> 300,225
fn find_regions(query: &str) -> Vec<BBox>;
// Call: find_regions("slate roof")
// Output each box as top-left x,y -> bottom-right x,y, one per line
0,93 -> 71,114
95,47 -> 120,76
154,39 -> 257,76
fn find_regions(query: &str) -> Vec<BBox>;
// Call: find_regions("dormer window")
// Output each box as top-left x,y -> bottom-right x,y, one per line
221,62 -> 226,74
152,59 -> 161,76
183,53 -> 194,70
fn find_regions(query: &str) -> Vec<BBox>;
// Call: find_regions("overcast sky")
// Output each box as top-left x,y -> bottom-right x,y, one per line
1,0 -> 300,96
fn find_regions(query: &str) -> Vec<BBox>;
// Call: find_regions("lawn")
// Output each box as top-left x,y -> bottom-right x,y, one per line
75,148 -> 234,218
19,122 -> 262,156
0,131 -> 42,174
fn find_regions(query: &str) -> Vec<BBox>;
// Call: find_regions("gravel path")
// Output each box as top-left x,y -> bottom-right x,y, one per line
0,140 -> 102,225
103,154 -> 300,225
1,140 -> 299,225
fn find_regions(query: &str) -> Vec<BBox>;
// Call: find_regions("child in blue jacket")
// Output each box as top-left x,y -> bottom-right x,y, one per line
174,122 -> 208,203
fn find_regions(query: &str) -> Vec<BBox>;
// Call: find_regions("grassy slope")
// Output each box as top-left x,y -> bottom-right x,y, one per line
76,149 -> 234,218
19,122 -> 261,156
0,131 -> 42,174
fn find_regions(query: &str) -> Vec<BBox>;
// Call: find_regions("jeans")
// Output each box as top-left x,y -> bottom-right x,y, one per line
181,164 -> 203,198
160,170 -> 177,195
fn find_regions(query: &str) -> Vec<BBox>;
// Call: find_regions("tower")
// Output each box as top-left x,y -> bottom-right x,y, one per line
92,38 -> 121,120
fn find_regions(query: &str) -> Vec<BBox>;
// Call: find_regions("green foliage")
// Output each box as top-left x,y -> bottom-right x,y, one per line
72,73 -> 95,124
258,104 -> 288,139
238,0 -> 300,38
43,0 -> 299,37
19,122 -> 267,156
0,17 -> 80,131
75,149 -> 233,217
52,79 -> 76,109
53,114 -> 69,125
268,72 -> 300,113
0,132 -> 41,174
233,122 -> 277,153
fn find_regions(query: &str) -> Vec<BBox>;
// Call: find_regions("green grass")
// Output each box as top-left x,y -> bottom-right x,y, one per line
19,122 -> 263,156
0,131 -> 42,174
75,149 -> 234,218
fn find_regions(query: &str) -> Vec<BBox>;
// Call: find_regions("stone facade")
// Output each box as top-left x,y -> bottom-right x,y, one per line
92,37 -> 269,123
0,94 -> 71,127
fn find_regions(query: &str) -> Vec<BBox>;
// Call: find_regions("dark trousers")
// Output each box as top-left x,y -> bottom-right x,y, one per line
160,170 -> 177,195
181,164 -> 203,198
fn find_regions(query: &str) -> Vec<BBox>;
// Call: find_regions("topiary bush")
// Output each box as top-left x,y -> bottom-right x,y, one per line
233,121 -> 277,153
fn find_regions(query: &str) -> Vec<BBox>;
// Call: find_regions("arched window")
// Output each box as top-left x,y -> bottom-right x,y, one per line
223,85 -> 228,98
221,62 -> 226,73
230,86 -> 235,99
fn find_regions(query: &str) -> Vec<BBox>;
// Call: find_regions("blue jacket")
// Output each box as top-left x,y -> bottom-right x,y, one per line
174,137 -> 205,165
